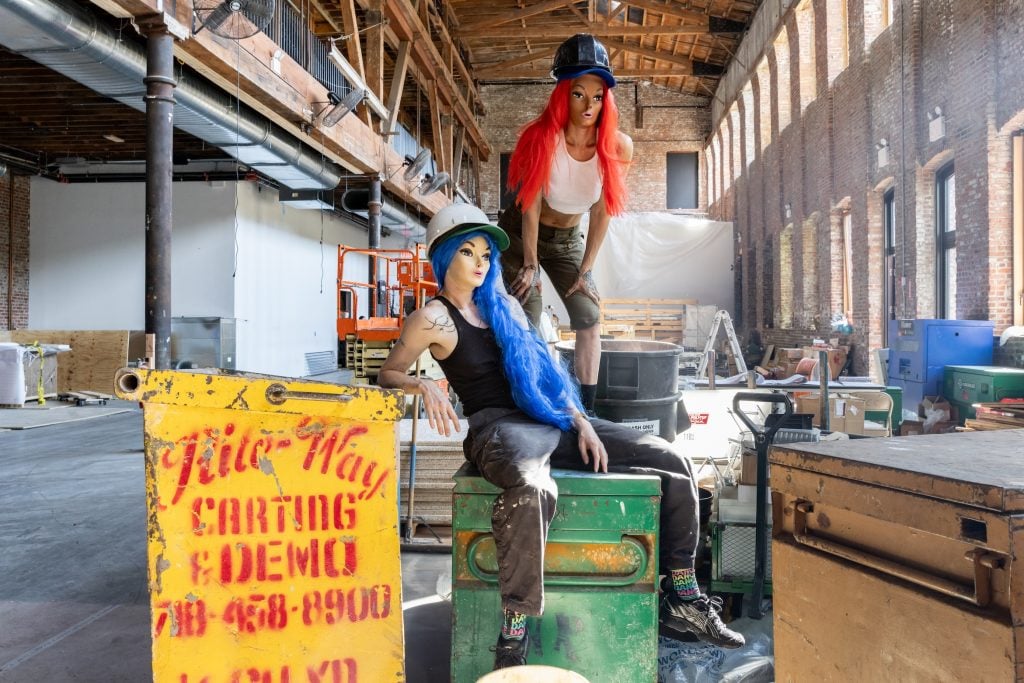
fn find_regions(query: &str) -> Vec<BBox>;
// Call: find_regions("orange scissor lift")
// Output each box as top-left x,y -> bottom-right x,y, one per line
337,245 -> 438,378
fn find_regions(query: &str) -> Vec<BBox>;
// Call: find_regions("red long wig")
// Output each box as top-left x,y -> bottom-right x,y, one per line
506,80 -> 628,216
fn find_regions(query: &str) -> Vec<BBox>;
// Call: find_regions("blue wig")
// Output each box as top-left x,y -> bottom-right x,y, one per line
431,231 -> 583,431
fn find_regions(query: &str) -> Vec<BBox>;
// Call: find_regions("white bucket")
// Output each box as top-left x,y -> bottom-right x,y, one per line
476,665 -> 591,683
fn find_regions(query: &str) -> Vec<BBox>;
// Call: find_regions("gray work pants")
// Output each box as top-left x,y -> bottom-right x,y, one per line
462,407 -> 700,616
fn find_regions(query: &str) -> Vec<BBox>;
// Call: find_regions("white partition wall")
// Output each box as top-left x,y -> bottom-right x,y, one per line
29,178 -> 408,376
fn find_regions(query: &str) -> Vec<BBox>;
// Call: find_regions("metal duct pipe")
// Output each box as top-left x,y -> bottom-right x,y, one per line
340,189 -> 426,228
0,0 -> 342,190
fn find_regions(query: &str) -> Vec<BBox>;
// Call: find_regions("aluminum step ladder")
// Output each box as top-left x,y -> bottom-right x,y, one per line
697,310 -> 748,378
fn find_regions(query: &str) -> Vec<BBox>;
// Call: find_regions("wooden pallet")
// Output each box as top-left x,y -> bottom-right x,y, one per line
598,298 -> 697,345
59,391 -> 111,406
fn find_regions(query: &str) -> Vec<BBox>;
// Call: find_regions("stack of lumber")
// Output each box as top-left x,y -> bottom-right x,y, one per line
398,418 -> 467,538
963,402 -> 1024,431
598,298 -> 696,345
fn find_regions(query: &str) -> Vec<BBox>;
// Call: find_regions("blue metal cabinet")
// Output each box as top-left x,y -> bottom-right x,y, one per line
887,319 -> 994,411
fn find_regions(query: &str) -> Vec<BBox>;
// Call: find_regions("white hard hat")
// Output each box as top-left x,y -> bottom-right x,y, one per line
426,203 -> 510,256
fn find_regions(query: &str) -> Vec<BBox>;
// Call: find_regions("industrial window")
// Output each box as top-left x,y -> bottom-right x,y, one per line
1015,132 -> 1023,325
936,163 -> 957,319
825,0 -> 848,85
883,188 -> 897,341
498,153 -> 515,212
666,152 -> 699,210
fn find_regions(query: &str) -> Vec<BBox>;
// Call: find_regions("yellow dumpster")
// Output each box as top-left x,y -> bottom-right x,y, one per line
115,369 -> 405,682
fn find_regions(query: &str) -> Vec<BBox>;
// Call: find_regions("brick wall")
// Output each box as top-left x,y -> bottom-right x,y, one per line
0,173 -> 30,329
708,0 -> 1024,374
478,82 -> 711,215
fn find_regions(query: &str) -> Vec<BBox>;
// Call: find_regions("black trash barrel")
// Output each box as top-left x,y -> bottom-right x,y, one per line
556,339 -> 686,441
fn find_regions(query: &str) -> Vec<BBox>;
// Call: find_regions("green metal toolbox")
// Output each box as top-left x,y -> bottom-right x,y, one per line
451,463 -> 661,682
943,365 -> 1024,420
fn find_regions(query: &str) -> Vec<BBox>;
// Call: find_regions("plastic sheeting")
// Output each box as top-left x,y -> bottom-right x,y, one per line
657,609 -> 775,683
594,212 -> 734,306
538,212 -> 735,325
0,343 -> 26,405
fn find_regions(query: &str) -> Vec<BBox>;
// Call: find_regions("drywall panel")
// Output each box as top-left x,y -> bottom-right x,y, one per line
29,179 -> 236,328
231,182 -> 407,377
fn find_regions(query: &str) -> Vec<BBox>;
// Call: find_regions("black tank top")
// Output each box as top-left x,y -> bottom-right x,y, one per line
430,296 -> 517,416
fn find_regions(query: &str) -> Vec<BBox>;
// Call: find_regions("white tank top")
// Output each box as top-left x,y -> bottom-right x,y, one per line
543,132 -> 603,215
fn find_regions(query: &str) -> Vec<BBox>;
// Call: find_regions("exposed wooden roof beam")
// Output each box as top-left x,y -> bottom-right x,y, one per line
480,67 -> 705,79
339,0 -> 367,80
617,0 -> 706,24
459,21 -> 710,38
459,0 -> 577,32
600,37 -> 694,70
473,46 -> 558,79
383,0 -> 492,160
384,41 -> 411,135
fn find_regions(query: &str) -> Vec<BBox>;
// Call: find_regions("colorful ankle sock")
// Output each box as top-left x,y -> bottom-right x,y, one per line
670,568 -> 700,601
580,384 -> 597,412
501,607 -> 527,640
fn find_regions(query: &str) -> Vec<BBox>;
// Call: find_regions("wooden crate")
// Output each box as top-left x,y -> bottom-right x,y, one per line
0,330 -> 134,394
598,298 -> 697,345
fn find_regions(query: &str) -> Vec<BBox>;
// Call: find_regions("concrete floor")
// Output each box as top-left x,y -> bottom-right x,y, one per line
0,406 -> 451,683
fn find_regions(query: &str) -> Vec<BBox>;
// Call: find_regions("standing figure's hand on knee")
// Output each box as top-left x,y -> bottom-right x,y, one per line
574,413 -> 608,473
511,264 -> 541,303
565,269 -> 600,304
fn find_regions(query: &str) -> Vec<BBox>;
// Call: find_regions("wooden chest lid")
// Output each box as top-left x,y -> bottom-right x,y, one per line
769,430 -> 1024,512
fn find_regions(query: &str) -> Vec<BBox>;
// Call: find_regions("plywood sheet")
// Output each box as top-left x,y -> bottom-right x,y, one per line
0,330 -> 131,394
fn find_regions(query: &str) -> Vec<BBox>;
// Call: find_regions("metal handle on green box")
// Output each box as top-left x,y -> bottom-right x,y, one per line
466,534 -> 649,587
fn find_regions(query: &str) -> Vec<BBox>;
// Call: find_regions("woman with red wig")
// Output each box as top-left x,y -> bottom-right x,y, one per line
499,33 -> 633,414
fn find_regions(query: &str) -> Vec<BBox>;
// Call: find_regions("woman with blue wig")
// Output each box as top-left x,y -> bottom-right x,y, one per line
378,204 -> 744,672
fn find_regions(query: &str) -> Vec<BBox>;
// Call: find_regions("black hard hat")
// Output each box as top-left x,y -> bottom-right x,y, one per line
551,34 -> 616,88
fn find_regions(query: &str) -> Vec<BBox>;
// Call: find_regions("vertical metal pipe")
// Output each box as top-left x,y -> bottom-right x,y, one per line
368,176 -> 383,316
819,349 -> 831,432
144,30 -> 176,369
7,174 -> 14,329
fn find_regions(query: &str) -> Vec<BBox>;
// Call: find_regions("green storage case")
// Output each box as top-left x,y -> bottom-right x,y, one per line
943,365 -> 1024,420
452,464 -> 661,683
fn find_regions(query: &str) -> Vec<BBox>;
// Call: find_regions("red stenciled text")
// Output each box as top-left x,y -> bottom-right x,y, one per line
190,494 -> 358,536
156,586 -> 391,638
176,658 -> 357,682
186,537 -> 357,585
160,420 -> 391,507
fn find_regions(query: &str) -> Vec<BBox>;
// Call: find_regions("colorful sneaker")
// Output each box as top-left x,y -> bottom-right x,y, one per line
659,591 -> 745,649
491,632 -> 529,670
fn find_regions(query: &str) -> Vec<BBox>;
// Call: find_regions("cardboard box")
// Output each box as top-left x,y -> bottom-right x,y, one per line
802,346 -> 849,379
740,449 -> 764,485
778,347 -> 805,361
794,393 -> 824,425
900,419 -> 925,436
919,395 -> 957,422
828,395 -> 866,435
789,392 -> 865,434
925,420 -> 958,435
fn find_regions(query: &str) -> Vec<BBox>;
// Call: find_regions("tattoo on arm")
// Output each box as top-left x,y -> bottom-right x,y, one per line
423,314 -> 455,333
